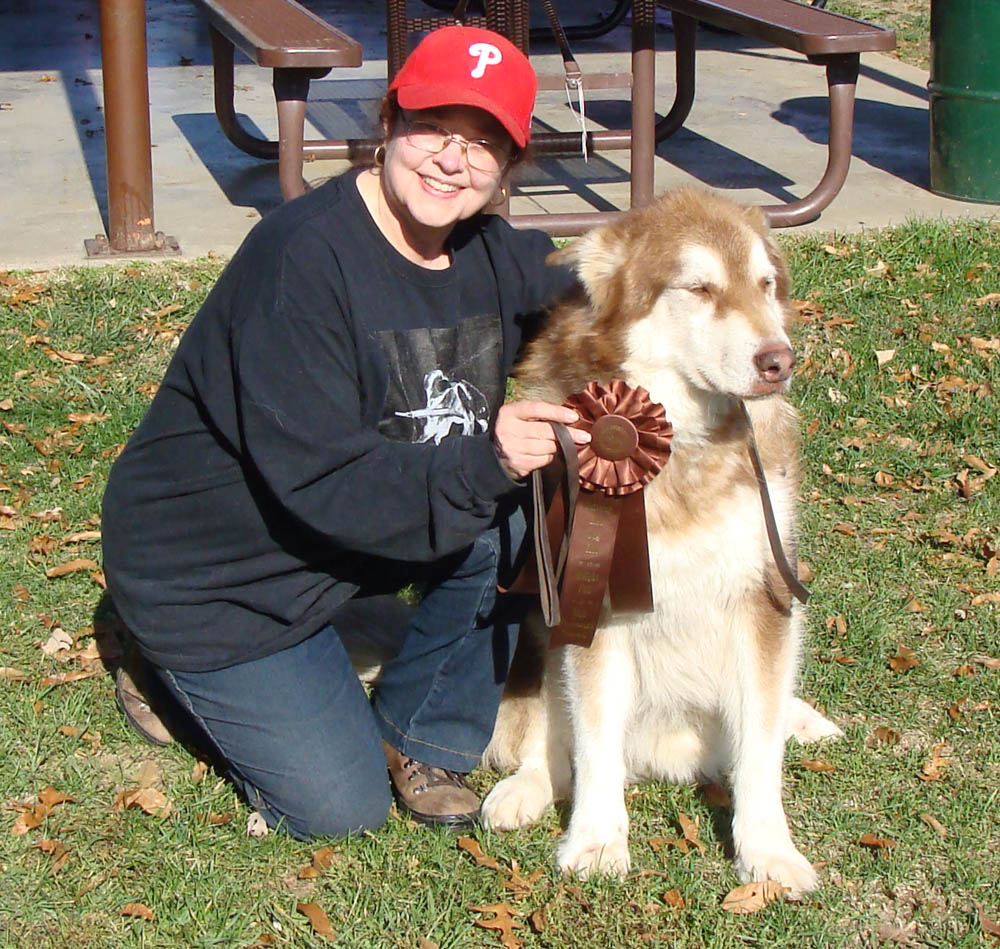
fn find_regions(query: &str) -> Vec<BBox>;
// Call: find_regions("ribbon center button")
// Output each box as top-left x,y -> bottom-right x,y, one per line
590,414 -> 639,461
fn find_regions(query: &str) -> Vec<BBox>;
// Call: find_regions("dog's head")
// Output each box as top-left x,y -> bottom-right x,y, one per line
549,188 -> 795,401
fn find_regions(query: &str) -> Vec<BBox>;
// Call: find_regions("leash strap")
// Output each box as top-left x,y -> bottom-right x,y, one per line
538,0 -> 588,159
737,400 -> 810,604
530,421 -> 578,626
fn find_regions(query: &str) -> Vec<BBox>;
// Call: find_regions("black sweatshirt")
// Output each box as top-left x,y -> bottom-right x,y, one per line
101,169 -> 573,672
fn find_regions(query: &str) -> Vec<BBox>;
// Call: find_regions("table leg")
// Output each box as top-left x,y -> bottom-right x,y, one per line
762,55 -> 859,226
655,12 -> 697,141
88,0 -> 178,256
630,0 -> 656,208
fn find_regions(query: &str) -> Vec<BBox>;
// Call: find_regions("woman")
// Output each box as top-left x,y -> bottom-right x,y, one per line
101,25 -> 589,839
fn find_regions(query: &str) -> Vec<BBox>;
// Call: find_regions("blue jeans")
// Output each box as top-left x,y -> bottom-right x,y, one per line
152,506 -> 527,840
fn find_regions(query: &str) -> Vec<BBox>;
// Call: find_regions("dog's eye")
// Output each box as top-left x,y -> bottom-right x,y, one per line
761,276 -> 776,292
688,285 -> 712,300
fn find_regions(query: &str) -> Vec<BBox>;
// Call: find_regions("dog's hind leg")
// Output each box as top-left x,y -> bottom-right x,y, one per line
555,627 -> 635,878
481,683 -> 571,830
727,604 -> 819,898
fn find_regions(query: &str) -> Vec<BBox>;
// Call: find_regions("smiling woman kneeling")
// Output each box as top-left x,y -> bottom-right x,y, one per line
100,26 -> 589,839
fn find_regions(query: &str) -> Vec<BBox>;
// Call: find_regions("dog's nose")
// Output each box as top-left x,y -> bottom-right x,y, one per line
754,344 -> 796,383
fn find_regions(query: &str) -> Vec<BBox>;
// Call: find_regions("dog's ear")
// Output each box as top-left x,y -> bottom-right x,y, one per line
742,204 -> 792,304
547,228 -> 626,312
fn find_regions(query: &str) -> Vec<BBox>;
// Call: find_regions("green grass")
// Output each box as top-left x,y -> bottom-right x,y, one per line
824,0 -> 930,69
1,218 -> 998,948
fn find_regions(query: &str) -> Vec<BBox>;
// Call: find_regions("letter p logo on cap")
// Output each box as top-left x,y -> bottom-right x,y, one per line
468,42 -> 502,78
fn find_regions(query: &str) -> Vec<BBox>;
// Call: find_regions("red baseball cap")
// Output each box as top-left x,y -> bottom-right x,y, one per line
388,26 -> 537,148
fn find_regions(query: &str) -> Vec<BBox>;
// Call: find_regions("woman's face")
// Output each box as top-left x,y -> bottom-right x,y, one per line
379,105 -> 514,237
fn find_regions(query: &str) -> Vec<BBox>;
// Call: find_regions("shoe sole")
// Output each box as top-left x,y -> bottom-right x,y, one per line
396,801 -> 481,831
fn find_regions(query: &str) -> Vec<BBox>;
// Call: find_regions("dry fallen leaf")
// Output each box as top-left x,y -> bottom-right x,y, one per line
888,646 -> 919,672
298,845 -> 338,879
40,668 -> 98,688
114,787 -> 171,817
11,786 -> 75,836
296,902 -> 335,941
800,759 -> 836,773
826,614 -> 849,636
38,839 -> 72,874
721,880 -> 788,914
677,813 -> 705,853
38,787 -> 75,808
873,726 -> 901,745
458,836 -> 503,871
0,667 -> 29,682
976,903 -> 1000,940
663,888 -> 686,910
503,860 -> 544,899
920,813 -> 948,838
918,743 -> 950,782
40,627 -> 74,655
12,805 -> 47,836
45,558 -> 100,579
974,654 -> 1000,669
469,903 -> 525,949
875,348 -> 896,367
528,906 -> 549,935
120,902 -> 155,921
858,833 -> 896,851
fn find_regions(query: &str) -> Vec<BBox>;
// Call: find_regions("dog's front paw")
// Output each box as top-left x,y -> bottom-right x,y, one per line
733,843 -> 818,899
556,830 -> 631,879
481,770 -> 553,830
787,697 -> 843,743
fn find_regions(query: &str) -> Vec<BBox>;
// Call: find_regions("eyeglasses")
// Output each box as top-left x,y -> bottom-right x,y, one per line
402,116 -> 510,175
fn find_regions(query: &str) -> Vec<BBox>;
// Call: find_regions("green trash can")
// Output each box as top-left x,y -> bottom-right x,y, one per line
928,0 -> 1000,203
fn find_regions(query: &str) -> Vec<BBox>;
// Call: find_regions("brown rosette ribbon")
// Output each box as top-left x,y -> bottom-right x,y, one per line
544,380 -> 673,648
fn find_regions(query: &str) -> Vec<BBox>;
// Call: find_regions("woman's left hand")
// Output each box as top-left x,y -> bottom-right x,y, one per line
492,400 -> 591,480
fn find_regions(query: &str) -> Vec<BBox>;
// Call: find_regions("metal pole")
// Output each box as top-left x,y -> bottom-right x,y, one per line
87,0 -> 177,256
629,0 -> 656,209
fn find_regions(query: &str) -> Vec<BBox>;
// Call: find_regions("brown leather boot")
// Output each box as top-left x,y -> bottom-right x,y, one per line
382,740 -> 480,829
115,647 -> 175,747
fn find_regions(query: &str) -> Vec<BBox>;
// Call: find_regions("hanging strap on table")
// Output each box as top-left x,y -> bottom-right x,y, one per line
538,0 -> 588,159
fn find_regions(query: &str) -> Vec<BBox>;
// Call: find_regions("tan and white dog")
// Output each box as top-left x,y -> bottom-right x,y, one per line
481,188 -> 841,897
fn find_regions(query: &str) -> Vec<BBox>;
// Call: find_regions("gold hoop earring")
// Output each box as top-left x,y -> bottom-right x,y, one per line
373,143 -> 386,168
490,185 -> 508,207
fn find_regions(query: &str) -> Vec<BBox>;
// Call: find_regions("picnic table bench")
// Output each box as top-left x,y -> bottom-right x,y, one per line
197,0 -> 364,200
655,0 -> 896,225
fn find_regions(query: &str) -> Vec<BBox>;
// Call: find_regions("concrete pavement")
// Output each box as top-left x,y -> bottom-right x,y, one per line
1,0 -> 996,271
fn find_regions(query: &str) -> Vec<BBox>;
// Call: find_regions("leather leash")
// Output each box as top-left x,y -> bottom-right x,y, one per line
529,421 -> 578,627
737,400 -> 810,604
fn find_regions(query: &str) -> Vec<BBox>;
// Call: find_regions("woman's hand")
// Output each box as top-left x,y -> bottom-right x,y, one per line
493,401 -> 591,480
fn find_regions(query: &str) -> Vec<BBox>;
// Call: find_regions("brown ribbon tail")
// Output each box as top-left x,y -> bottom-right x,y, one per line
550,491 -> 622,648
608,491 -> 654,614
738,400 -> 810,605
